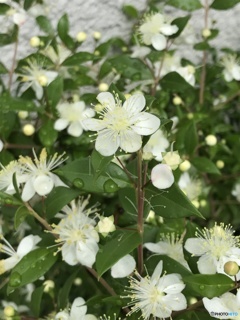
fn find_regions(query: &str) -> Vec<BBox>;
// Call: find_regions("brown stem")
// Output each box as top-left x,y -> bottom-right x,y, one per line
8,36 -> 19,90
116,156 -> 136,187
24,202 -> 53,232
87,267 -> 117,296
214,90 -> 240,111
199,0 -> 209,104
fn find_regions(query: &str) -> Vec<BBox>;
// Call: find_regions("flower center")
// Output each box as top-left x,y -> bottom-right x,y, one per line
104,107 -> 130,132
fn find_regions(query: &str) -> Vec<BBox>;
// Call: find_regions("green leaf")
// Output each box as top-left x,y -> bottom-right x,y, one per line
96,229 -> 141,277
62,52 -> 95,66
170,15 -> 191,38
145,183 -> 204,219
38,119 -> 58,147
0,111 -> 17,139
183,274 -> 235,298
0,61 -> 8,73
0,191 -> 23,206
161,72 -> 194,92
8,248 -> 58,294
45,187 -> 81,219
36,16 -> 54,35
0,4 -> 10,15
191,157 -> 221,175
14,206 -> 29,229
30,286 -> 44,317
122,5 -> 138,18
46,76 -> 63,110
57,269 -> 79,309
167,0 -> 202,11
0,92 -> 36,111
176,120 -> 198,155
24,0 -> 35,10
211,0 -> 240,10
0,25 -> 18,46
91,150 -> 113,178
194,41 -> 212,51
57,14 -> 75,50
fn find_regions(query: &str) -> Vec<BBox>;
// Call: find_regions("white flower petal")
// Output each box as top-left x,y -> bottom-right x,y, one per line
160,24 -> 179,36
67,122 -> 83,137
184,238 -> 208,256
17,235 -> 41,257
162,293 -> 187,311
62,243 -> 78,265
161,274 -> 184,294
32,82 -> 43,100
151,260 -> 163,283
95,129 -> 120,156
132,112 -> 160,136
198,254 -> 217,274
82,118 -> 107,131
54,118 -> 69,131
144,242 -> 164,254
203,297 -> 232,319
55,311 -> 69,320
0,256 -> 19,274
0,139 -> 3,151
33,174 -> 54,196
70,297 -> 87,318
151,34 -> 167,51
97,92 -> 115,108
151,164 -> 174,189
76,240 -> 99,268
21,179 -> 36,202
119,130 -> 142,153
111,254 -> 136,278
232,65 -> 240,80
85,315 -> 98,320
123,93 -> 146,114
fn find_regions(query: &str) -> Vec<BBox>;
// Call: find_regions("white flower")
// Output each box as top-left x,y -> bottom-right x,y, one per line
83,92 -> 160,156
125,260 -> 187,319
2,300 -> 29,317
50,198 -> 99,268
139,13 -> 178,51
96,215 -> 116,237
54,101 -> 95,137
19,148 -> 67,202
154,54 -> 181,78
184,223 -> 240,277
130,45 -> 151,59
143,129 -> 169,161
221,54 -> 240,82
0,160 -> 25,195
144,233 -> 190,270
162,150 -> 182,170
100,315 -> 126,320
203,290 -> 240,319
176,65 -> 196,86
151,163 -> 174,189
111,254 -> 136,278
232,183 -> 240,202
19,60 -> 58,99
41,45 -> 71,66
55,297 -> 97,320
178,172 -> 201,202
0,234 -> 41,275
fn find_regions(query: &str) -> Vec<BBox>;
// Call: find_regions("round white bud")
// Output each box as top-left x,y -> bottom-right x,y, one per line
224,261 -> 239,276
74,277 -> 83,286
22,124 -> 35,136
30,36 -> 41,47
173,96 -> 183,105
98,82 -> 109,92
191,200 -> 200,208
187,113 -> 194,119
76,31 -> 87,42
4,306 -> 15,317
43,280 -> 55,293
202,28 -> 212,38
216,160 -> 224,169
200,199 -> 207,207
179,160 -> 191,172
93,31 -> 101,40
205,134 -> 217,146
18,110 -> 28,119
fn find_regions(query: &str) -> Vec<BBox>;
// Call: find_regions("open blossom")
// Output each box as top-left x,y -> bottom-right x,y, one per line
184,223 -> 240,278
178,172 -> 202,202
83,92 -> 160,156
143,129 -> 169,161
54,101 -> 95,137
221,54 -> 240,82
19,148 -> 67,202
144,233 -> 190,270
139,13 -> 178,51
203,290 -> 240,320
19,59 -> 58,99
50,198 -> 100,268
55,297 -> 97,320
0,234 -> 41,275
125,260 -> 187,319
0,161 -> 25,195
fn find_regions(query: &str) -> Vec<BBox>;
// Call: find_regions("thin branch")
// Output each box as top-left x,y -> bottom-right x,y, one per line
8,37 -> 19,90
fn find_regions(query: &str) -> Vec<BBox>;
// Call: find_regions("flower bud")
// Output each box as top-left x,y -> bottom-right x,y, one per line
173,95 -> 183,105
22,124 -> 35,136
191,200 -> 200,208
76,31 -> 87,42
97,215 -> 116,237
124,93 -> 131,100
162,150 -> 181,170
18,110 -> 29,119
151,164 -> 174,189
43,280 -> 55,293
216,160 -> 224,169
93,31 -> 101,40
202,28 -> 212,38
95,103 -> 104,112
37,75 -> 48,86
74,277 -> 82,286
4,305 -> 15,317
179,160 -> 191,172
205,134 -> 217,146
200,199 -> 207,207
94,50 -> 100,56
224,261 -> 239,276
187,113 -> 194,119
30,36 -> 41,47
98,82 -> 109,92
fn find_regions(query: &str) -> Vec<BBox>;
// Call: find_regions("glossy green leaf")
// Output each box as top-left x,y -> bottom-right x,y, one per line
14,206 -> 29,229
170,15 -> 191,38
45,187 -> 81,219
211,0 -> 240,10
96,229 -> 141,277
57,14 -> 75,50
0,191 -> 23,206
24,0 -> 35,10
46,76 -> 63,110
145,183 -> 203,219
183,274 -> 235,298
176,120 -> 198,155
0,3 -> 10,14
0,92 -> 36,111
0,25 -> 18,46
191,157 -> 221,175
194,41 -> 212,51
91,150 -> 113,178
38,119 -> 58,147
0,61 -> 7,73
0,111 -> 17,139
62,52 -> 95,66
30,286 -> 44,317
36,16 -> 54,35
161,72 -> 194,92
8,248 -> 58,294
167,0 -> 202,11
122,4 -> 138,18
57,269 -> 79,309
